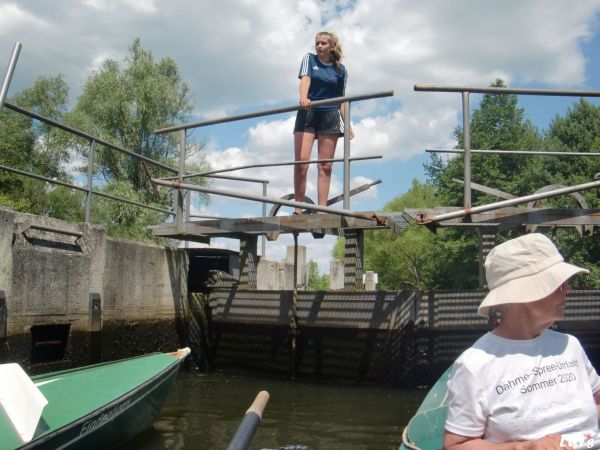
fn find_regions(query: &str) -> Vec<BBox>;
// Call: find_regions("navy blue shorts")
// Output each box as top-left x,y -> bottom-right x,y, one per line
294,109 -> 344,135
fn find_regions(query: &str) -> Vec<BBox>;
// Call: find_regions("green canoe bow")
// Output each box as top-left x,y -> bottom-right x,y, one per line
0,349 -> 189,450
400,366 -> 452,450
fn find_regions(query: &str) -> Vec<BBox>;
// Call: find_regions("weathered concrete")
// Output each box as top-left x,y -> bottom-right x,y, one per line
363,271 -> 378,290
330,259 -> 344,290
256,259 -> 294,290
0,207 -> 187,369
0,208 -> 187,333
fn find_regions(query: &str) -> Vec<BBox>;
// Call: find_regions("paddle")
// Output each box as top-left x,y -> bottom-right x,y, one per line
226,391 -> 270,450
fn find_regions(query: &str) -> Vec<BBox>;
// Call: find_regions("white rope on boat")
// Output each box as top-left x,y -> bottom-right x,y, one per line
401,426 -> 421,450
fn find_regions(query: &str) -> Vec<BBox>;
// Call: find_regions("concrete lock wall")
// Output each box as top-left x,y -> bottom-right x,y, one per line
0,207 -> 186,335
256,259 -> 294,290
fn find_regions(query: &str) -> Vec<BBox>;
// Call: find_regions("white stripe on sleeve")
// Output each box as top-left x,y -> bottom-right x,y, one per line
299,53 -> 310,77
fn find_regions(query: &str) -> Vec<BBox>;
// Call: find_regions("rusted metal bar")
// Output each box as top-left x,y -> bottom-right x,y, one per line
0,42 -> 21,112
3,102 -> 178,173
151,178 -> 378,220
154,90 -> 394,134
452,178 -> 516,200
415,85 -> 600,97
427,148 -> 600,157
418,179 -> 600,224
326,179 -> 382,206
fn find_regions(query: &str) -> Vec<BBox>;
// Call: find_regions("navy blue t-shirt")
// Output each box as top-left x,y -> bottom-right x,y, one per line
298,53 -> 347,111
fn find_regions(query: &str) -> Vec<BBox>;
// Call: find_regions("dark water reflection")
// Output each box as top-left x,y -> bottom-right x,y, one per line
123,370 -> 426,450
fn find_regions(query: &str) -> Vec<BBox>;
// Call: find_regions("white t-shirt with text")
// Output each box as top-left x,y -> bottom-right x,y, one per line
445,330 -> 600,443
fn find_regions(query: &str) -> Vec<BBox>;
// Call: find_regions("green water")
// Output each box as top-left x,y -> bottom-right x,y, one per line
125,370 -> 426,450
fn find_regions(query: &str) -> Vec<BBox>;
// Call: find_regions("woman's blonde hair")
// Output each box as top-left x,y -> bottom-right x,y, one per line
315,31 -> 342,70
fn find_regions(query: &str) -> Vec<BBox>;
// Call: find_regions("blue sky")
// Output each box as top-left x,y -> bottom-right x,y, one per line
3,0 -> 600,272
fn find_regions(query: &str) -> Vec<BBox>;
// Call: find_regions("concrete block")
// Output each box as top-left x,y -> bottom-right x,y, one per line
363,271 -> 378,290
330,260 -> 344,290
257,259 -> 280,290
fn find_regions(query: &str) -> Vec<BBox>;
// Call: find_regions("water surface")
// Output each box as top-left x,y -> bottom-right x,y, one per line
124,370 -> 426,450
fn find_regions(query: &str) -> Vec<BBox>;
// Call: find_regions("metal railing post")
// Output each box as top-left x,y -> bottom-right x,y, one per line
176,129 -> 187,231
343,101 -> 351,209
462,91 -> 471,209
85,139 -> 96,223
0,42 -> 21,113
262,181 -> 267,257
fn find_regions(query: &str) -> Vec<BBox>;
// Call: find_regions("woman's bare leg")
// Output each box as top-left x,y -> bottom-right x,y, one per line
316,134 -> 339,207
294,131 -> 316,214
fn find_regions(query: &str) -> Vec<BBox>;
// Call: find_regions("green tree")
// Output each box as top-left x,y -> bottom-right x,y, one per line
0,76 -> 83,221
423,80 -> 549,289
333,180 -> 445,290
543,98 -> 600,198
539,99 -> 600,288
364,180 -> 442,290
91,179 -> 164,241
71,38 -> 204,199
426,79 -> 545,207
69,39 -> 210,239
307,260 -> 329,290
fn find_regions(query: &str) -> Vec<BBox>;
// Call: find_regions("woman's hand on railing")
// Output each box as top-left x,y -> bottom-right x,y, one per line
299,97 -> 311,109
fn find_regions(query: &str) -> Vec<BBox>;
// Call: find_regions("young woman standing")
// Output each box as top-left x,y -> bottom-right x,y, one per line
293,31 -> 353,215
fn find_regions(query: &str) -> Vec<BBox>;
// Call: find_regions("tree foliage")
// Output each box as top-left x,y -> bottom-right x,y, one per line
307,260 -> 329,290
0,39 -> 210,241
363,79 -> 600,291
71,38 -> 200,201
0,75 -> 83,220
426,79 -> 546,206
363,180 -> 441,290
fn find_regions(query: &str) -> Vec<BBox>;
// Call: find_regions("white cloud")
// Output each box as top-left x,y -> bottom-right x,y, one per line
82,0 -> 157,13
0,4 -> 49,33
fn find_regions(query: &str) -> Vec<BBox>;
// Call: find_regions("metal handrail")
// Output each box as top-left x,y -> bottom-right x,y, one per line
0,40 -> 178,225
0,42 -> 21,112
427,148 -> 600,157
160,155 -> 382,180
154,90 -> 393,225
415,84 -> 600,212
2,40 -> 389,233
154,91 -> 394,134
0,163 -> 174,216
204,174 -> 269,184
4,102 -> 178,174
415,85 -> 600,97
151,177 -> 379,219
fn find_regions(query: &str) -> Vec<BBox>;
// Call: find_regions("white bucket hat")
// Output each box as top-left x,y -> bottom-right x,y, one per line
478,233 -> 589,318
